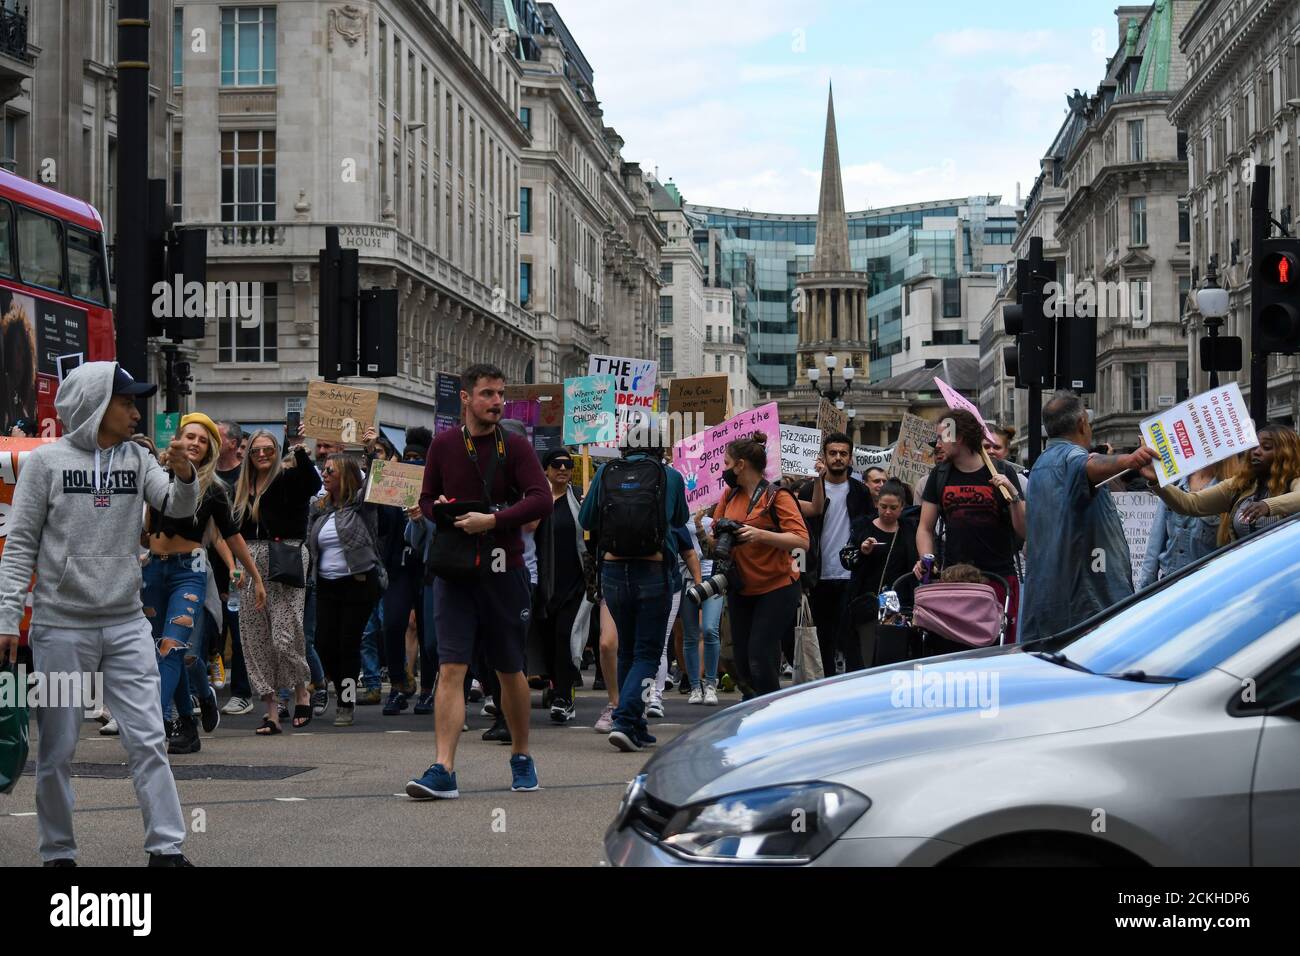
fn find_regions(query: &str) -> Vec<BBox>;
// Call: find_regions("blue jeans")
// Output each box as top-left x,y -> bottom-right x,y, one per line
360,601 -> 384,690
681,593 -> 723,689
142,553 -> 207,720
602,561 -> 672,737
302,582 -> 326,687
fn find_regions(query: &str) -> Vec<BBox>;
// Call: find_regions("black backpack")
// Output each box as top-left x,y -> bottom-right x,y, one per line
596,456 -> 668,558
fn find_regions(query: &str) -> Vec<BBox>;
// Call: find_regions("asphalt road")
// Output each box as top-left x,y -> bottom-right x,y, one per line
0,679 -> 740,867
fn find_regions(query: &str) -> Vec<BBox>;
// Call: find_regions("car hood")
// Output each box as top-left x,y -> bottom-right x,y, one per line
644,648 -> 1172,806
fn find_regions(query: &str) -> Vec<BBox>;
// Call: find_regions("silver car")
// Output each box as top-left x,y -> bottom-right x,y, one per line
606,517 -> 1300,866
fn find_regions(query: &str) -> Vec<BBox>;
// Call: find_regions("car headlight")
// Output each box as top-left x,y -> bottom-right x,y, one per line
659,783 -> 870,864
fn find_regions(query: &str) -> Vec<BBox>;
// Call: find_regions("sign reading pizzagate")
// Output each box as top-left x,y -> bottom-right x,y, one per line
780,425 -> 821,477
1139,383 -> 1258,488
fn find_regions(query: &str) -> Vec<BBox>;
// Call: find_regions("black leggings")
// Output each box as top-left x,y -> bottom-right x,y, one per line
315,571 -> 380,705
727,581 -> 802,698
537,587 -> 584,701
382,560 -> 429,691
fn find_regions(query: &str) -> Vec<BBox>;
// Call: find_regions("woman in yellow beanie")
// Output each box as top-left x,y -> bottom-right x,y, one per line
142,412 -> 266,752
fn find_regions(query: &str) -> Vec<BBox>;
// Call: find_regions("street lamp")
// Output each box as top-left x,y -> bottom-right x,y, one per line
1199,255 -> 1231,388
808,352 -> 856,404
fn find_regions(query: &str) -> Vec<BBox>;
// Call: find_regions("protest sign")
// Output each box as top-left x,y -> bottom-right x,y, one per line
1139,383 -> 1258,488
0,438 -> 54,642
669,375 -> 729,427
672,403 -> 781,512
154,412 -> 180,447
364,459 -> 425,509
589,354 -> 658,447
854,445 -> 892,473
887,413 -> 937,489
816,399 -> 848,439
563,374 -> 618,445
1111,491 -> 1161,584
780,425 -> 822,477
304,381 -> 380,444
934,377 -> 996,442
434,372 -> 462,434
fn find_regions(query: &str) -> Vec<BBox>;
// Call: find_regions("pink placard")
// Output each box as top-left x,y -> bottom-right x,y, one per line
671,403 -> 782,512
934,377 -> 996,442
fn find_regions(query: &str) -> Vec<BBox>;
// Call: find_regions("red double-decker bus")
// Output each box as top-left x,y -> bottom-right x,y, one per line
0,170 -> 114,646
0,167 -> 115,437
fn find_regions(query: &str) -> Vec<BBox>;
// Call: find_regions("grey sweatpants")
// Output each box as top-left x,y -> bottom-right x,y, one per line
31,618 -> 186,862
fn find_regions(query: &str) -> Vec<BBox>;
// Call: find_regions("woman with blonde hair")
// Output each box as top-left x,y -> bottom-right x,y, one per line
306,453 -> 382,727
143,413 -> 265,753
232,429 -> 321,734
1142,423 -> 1300,545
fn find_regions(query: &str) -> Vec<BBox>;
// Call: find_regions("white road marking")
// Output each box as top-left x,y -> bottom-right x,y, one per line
274,797 -> 306,802
9,812 -> 36,817
384,730 -> 412,734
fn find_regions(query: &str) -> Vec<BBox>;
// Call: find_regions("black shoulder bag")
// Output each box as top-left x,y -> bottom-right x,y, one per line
249,475 -> 306,588
425,426 -> 505,581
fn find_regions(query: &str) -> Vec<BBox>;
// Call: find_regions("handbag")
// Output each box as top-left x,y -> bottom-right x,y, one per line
0,664 -> 30,795
792,594 -> 824,684
268,539 -> 305,588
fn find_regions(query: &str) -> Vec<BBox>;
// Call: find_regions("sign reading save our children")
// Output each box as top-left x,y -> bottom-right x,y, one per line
672,403 -> 782,511
562,374 -> 617,445
1140,382 -> 1258,487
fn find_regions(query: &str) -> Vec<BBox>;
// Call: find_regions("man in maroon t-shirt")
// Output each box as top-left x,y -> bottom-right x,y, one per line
405,364 -> 550,801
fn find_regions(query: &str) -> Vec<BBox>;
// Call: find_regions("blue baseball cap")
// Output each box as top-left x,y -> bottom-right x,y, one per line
112,364 -> 158,398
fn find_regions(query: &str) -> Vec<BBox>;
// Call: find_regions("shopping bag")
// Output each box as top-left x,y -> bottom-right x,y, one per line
0,665 -> 30,795
792,595 -> 824,684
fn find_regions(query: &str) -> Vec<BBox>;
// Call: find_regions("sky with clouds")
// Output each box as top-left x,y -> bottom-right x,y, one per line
545,0 -> 1134,214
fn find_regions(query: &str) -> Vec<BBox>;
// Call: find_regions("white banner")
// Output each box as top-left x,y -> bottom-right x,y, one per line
1111,491 -> 1161,584
854,445 -> 892,473
780,425 -> 822,477
1139,383 -> 1258,487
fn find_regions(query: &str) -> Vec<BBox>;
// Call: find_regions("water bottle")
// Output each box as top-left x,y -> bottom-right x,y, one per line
226,563 -> 242,613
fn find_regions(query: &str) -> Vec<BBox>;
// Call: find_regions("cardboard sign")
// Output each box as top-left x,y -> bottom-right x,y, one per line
0,438 -> 55,644
589,354 -> 658,448
816,399 -> 848,439
364,459 -> 425,509
1111,491 -> 1161,584
1139,383 -> 1258,487
434,372 -> 462,434
887,413 -> 937,489
669,375 -> 729,427
505,384 -> 564,429
780,425 -> 822,477
155,412 -> 180,447
854,445 -> 893,473
304,381 -> 380,445
563,374 -> 618,445
934,377 -> 996,442
671,403 -> 781,512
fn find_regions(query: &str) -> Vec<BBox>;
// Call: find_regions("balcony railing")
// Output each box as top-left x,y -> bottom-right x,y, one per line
0,6 -> 28,62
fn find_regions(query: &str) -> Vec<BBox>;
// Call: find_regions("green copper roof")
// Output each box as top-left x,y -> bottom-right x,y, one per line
664,180 -> 682,205
1124,17 -> 1140,58
1135,0 -> 1172,93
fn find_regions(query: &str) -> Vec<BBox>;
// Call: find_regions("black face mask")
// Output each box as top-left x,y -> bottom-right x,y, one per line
722,468 -> 739,489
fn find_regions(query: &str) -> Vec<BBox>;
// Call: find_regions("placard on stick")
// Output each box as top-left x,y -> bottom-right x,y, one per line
304,381 -> 380,445
817,399 -> 848,438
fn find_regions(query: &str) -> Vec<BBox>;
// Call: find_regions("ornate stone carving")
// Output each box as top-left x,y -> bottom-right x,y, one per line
328,5 -> 369,54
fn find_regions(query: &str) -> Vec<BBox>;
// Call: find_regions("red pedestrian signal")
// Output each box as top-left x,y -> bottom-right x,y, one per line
1255,239 -> 1300,354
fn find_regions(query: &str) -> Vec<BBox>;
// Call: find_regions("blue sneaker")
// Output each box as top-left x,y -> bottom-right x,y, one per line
510,753 -> 539,791
608,726 -> 642,752
634,729 -> 657,748
405,763 -> 459,800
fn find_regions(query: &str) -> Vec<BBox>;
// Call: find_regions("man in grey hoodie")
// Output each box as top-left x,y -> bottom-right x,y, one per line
0,361 -> 200,866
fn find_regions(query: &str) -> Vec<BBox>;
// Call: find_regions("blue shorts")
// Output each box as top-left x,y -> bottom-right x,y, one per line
432,567 -> 531,674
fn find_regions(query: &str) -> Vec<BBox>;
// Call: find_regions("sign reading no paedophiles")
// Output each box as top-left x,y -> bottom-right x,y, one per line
364,459 -> 425,509
887,413 -> 937,489
816,399 -> 848,439
671,403 -> 781,512
304,381 -> 380,445
588,354 -> 657,447
780,425 -> 822,477
1139,383 -> 1258,488
563,374 -> 618,446
1111,491 -> 1161,584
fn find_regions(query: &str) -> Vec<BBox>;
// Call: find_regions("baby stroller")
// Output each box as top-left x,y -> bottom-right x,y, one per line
871,570 -> 1011,666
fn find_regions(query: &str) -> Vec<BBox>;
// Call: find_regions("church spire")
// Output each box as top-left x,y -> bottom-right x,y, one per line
812,83 -> 851,272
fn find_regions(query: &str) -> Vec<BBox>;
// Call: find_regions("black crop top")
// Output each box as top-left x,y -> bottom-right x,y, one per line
149,480 -> 240,543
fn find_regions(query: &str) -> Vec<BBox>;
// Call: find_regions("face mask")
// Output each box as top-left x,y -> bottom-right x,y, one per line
722,468 -> 739,489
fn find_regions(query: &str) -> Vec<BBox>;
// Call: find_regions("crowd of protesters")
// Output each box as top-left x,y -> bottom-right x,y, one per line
4,358 -> 1300,864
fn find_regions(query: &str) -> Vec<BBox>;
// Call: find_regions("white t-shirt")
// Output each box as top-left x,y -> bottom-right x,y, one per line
317,514 -> 351,579
819,479 -> 852,581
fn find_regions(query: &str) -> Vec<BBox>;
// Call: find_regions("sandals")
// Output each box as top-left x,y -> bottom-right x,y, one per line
292,705 -> 312,729
255,717 -> 282,736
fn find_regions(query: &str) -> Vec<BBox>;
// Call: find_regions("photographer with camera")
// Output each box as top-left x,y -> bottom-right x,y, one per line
697,432 -> 809,699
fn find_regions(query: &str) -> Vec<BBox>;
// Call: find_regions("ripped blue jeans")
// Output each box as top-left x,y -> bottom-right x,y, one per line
142,552 -> 208,721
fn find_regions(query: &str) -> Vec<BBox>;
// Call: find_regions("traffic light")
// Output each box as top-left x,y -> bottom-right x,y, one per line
1003,238 -> 1057,388
1002,257 -> 1031,387
318,227 -> 360,380
145,178 -> 209,342
1255,237 -> 1300,354
359,288 -> 398,377
165,227 -> 207,341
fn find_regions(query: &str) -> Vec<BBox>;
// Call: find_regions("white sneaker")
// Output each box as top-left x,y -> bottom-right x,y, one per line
703,683 -> 719,706
688,686 -> 704,705
645,689 -> 665,719
781,663 -> 794,679
221,696 -> 254,716
99,717 -> 119,736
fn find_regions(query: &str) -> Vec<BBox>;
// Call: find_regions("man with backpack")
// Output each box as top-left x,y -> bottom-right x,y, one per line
404,364 -> 551,800
578,422 -> 689,753
916,408 -> 1027,641
797,431 -> 876,675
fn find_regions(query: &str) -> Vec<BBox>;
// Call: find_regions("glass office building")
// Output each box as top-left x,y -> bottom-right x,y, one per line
686,197 -> 1017,390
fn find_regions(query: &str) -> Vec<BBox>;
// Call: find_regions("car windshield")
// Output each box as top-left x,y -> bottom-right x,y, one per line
1045,520 -> 1300,680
